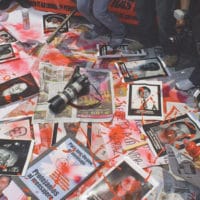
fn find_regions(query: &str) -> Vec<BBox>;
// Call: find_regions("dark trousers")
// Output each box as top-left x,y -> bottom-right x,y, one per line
189,14 -> 200,85
135,0 -> 176,53
76,0 -> 125,38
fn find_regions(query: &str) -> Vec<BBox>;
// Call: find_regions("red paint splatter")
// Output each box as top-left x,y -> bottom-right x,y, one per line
108,125 -> 127,144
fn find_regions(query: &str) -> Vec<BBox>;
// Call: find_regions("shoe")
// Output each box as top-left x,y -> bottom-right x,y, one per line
83,30 -> 99,40
126,39 -> 144,51
109,37 -> 124,49
162,55 -> 178,67
175,79 -> 195,91
16,0 -> 31,8
0,0 -> 12,10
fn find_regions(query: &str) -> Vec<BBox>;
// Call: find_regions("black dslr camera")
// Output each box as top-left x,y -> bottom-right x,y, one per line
48,66 -> 90,114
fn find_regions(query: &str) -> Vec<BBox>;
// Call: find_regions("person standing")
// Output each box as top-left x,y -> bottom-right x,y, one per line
135,0 -> 178,67
76,0 -> 126,48
175,0 -> 200,90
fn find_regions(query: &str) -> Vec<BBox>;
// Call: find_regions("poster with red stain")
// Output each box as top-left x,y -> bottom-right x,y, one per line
81,157 -> 158,200
32,123 -> 54,158
142,114 -> 200,164
0,73 -> 39,107
100,113 -> 156,168
16,136 -> 102,200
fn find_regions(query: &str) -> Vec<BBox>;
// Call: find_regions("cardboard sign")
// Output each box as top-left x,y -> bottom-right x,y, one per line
29,0 -> 138,25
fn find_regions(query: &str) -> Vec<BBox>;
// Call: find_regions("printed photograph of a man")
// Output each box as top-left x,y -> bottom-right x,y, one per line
0,175 -> 11,200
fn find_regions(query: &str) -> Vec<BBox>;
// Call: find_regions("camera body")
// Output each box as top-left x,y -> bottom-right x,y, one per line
48,67 -> 90,114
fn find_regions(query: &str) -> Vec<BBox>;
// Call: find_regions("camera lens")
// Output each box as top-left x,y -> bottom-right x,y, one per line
49,95 -> 67,114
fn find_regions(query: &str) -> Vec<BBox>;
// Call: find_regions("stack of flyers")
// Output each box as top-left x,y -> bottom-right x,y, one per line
80,157 -> 158,200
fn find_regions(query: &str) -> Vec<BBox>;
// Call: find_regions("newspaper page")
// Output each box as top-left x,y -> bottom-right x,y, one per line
80,157 -> 158,200
33,62 -> 115,123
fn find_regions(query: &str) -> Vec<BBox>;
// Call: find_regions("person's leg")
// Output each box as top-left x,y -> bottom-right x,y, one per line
156,0 -> 177,57
93,0 -> 126,48
76,0 -> 108,37
16,0 -> 31,8
0,0 -> 12,10
135,0 -> 158,47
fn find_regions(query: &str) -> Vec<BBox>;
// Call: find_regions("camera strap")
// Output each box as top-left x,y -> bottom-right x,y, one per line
68,83 -> 103,110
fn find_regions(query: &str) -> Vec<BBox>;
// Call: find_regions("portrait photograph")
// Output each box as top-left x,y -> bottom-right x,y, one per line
0,73 -> 39,107
0,117 -> 33,140
43,14 -> 68,33
0,44 -> 16,63
0,29 -> 17,44
0,139 -> 34,176
126,81 -> 163,120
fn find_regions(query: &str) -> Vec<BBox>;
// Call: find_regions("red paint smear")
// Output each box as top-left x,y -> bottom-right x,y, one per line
163,84 -> 188,113
11,23 -> 42,40
108,125 -> 127,144
42,51 -> 78,66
